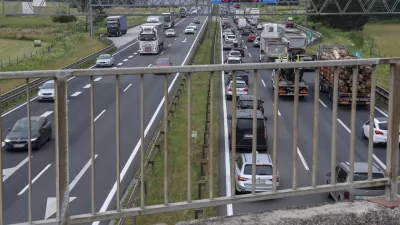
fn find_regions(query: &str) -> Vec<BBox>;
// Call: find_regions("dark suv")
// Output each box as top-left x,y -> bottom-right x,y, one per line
228,109 -> 268,151
237,95 -> 265,115
226,70 -> 249,85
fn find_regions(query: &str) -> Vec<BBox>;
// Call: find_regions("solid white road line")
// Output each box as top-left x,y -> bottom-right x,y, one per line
40,111 -> 53,118
3,157 -> 30,182
123,59 -> 128,62
94,77 -> 102,82
94,110 -> 106,122
93,17 -> 209,225
71,92 -> 82,97
220,20 -> 234,217
117,63 -> 123,66
70,155 -> 98,191
375,106 -> 388,117
261,79 -> 266,87
83,84 -> 91,89
123,84 -> 132,92
297,147 -> 310,171
18,164 -> 51,195
319,99 -> 327,108
337,118 -> 387,170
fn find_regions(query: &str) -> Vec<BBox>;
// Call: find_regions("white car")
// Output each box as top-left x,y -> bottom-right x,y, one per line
96,54 -> 114,67
256,23 -> 263,30
362,117 -> 400,146
165,29 -> 176,37
227,50 -> 242,59
226,80 -> 248,100
38,80 -> 55,101
225,34 -> 238,44
189,24 -> 197,30
185,26 -> 195,34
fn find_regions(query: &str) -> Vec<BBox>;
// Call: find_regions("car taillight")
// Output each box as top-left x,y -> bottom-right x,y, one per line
237,106 -> 241,109
244,88 -> 248,91
259,107 -> 262,110
238,176 -> 248,181
276,176 -> 280,182
344,191 -> 350,200
264,128 -> 266,139
375,130 -> 384,135
228,87 -> 232,91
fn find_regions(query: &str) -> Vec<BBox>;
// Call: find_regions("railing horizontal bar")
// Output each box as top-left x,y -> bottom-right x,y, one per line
0,59 -> 395,79
9,179 -> 389,225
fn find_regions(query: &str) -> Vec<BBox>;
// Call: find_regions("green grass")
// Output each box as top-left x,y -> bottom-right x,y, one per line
123,22 -> 219,225
0,38 -> 49,65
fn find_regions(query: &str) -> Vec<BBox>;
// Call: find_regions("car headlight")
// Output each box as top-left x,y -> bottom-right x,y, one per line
31,138 -> 37,141
4,139 -> 10,142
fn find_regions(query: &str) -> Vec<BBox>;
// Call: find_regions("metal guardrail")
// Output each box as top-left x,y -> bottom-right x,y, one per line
1,58 -> 400,225
0,43 -> 116,107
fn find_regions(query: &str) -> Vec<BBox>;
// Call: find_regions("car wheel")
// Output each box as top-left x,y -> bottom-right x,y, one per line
328,192 -> 333,199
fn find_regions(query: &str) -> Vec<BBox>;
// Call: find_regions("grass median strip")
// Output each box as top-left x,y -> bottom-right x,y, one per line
122,22 -> 219,225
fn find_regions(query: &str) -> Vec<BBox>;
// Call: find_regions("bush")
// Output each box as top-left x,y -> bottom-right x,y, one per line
94,9 -> 107,24
52,13 -> 78,23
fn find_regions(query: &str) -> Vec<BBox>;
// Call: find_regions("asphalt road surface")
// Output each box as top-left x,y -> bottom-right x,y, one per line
217,14 -> 397,217
1,12 -> 209,224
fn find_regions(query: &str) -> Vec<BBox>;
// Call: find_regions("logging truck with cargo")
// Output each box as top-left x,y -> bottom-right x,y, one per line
270,55 -> 309,97
317,44 -> 371,105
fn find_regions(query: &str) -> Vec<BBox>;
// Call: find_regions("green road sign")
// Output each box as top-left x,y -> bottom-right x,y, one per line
352,50 -> 362,59
306,30 -> 312,41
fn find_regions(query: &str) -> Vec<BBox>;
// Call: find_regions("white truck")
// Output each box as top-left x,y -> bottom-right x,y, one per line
281,27 -> 307,54
147,16 -> 165,28
259,23 -> 288,62
250,8 -> 259,20
138,23 -> 165,55
238,18 -> 247,30
161,13 -> 174,29
235,9 -> 244,19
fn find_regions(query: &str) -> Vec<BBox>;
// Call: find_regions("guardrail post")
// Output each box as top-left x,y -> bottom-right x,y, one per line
385,63 -> 400,202
54,73 -> 70,225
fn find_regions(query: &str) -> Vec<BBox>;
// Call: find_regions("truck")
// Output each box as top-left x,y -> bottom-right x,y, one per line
238,18 -> 247,30
249,8 -> 259,20
271,58 -> 309,97
259,24 -> 288,62
281,29 -> 307,54
179,7 -> 187,18
138,23 -> 165,55
317,44 -> 371,105
106,15 -> 127,37
161,12 -> 174,28
235,9 -> 244,19
147,16 -> 165,28
285,17 -> 295,28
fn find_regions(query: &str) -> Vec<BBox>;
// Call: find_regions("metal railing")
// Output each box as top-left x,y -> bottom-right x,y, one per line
0,57 -> 399,225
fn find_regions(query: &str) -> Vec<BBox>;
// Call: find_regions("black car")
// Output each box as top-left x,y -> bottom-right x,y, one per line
227,109 -> 268,151
4,116 -> 52,150
237,95 -> 265,115
227,70 -> 249,85
242,26 -> 253,36
193,18 -> 201,24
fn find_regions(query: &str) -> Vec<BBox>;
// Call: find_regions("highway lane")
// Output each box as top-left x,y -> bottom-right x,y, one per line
218,18 -> 328,217
1,14 -> 209,223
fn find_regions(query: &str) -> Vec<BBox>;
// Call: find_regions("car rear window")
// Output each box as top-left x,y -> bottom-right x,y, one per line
378,122 -> 388,130
354,172 -> 385,190
243,164 -> 272,175
240,100 -> 261,107
237,118 -> 264,130
228,59 -> 241,64
232,83 -> 246,88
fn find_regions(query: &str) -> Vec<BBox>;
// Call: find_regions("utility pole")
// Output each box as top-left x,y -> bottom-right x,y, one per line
304,0 -> 309,28
90,5 -> 94,40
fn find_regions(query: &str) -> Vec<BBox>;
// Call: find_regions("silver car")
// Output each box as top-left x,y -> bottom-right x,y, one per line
327,162 -> 385,201
235,153 -> 279,194
38,80 -> 55,101
96,54 -> 114,67
223,40 -> 234,50
226,80 -> 248,100
185,26 -> 195,34
165,29 -> 176,37
227,50 -> 242,59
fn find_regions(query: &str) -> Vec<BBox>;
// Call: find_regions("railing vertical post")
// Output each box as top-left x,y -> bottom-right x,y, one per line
55,74 -> 70,225
385,63 -> 400,202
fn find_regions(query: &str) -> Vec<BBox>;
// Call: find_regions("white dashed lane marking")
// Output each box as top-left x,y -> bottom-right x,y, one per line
71,92 -> 81,97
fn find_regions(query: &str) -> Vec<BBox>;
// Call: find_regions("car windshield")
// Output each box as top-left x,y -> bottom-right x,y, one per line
225,40 -> 233,44
237,118 -> 264,131
139,33 -> 156,41
98,54 -> 110,59
227,59 -> 241,64
378,122 -> 388,130
167,29 -> 174,32
230,82 -> 246,88
354,172 -> 385,190
11,119 -> 40,132
227,35 -> 236,39
229,51 -> 241,56
156,58 -> 170,65
244,164 -> 273,175
41,82 -> 54,89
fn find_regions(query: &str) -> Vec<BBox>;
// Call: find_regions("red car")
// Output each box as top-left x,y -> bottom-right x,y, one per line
247,33 -> 257,42
153,58 -> 173,75
234,3 -> 240,8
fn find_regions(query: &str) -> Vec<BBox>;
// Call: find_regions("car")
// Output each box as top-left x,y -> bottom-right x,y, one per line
232,46 -> 245,57
227,109 -> 268,150
227,70 -> 249,85
253,36 -> 260,47
4,116 -> 52,150
96,54 -> 114,67
192,10 -> 197,14
223,40 -> 235,50
222,31 -> 234,39
227,50 -> 242,59
225,34 -> 238,44
326,162 -> 385,201
193,18 -> 201,24
361,117 -> 399,146
153,58 -> 173,75
185,26 -> 195,34
249,20 -> 257,26
234,153 -> 278,194
226,80 -> 248,100
256,23 -> 263,30
225,56 -> 242,73
242,27 -> 253,36
285,17 -> 295,28
247,33 -> 257,42
189,24 -> 197,30
237,95 -> 265,115
38,80 -> 55,101
165,29 -> 176,37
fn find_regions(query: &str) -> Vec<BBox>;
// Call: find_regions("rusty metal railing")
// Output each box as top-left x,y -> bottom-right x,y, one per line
0,58 -> 399,225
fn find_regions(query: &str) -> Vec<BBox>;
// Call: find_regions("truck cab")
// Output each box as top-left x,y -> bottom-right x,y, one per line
107,15 -> 127,37
285,17 -> 294,28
